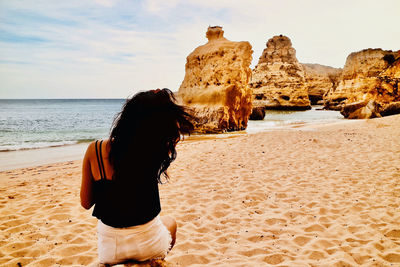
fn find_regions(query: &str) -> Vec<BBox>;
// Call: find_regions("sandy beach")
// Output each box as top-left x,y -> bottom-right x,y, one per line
1,115 -> 400,266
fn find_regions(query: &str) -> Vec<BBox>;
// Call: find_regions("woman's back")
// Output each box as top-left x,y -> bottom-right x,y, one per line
90,139 -> 161,228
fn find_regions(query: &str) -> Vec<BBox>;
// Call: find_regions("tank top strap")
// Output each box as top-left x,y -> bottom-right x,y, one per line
95,140 -> 107,180
98,140 -> 107,180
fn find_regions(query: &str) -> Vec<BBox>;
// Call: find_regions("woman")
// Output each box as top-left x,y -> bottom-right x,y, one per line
80,89 -> 193,265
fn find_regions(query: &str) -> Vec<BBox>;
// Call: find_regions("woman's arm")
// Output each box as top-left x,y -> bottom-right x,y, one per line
80,143 -> 95,209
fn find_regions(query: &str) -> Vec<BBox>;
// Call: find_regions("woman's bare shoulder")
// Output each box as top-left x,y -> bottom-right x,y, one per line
85,139 -> 110,154
86,141 -> 96,151
84,140 -> 98,159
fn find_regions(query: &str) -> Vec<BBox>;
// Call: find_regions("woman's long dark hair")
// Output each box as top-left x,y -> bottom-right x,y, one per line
109,89 -> 194,184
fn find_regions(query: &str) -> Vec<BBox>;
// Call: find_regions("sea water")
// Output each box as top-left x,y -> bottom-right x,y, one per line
0,99 -> 343,151
0,99 -> 124,151
246,107 -> 344,133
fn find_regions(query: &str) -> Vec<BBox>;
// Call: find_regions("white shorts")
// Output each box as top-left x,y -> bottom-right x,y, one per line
97,215 -> 172,265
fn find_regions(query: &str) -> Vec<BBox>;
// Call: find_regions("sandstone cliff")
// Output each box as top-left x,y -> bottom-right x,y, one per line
249,35 -> 311,110
178,26 -> 253,133
302,63 -> 342,105
341,56 -> 400,119
377,54 -> 400,104
324,49 -> 399,112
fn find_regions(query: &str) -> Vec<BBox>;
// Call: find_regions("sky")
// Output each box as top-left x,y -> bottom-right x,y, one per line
0,0 -> 399,99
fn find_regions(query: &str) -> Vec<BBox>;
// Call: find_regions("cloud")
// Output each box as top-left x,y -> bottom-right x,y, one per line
93,0 -> 118,7
142,0 -> 181,15
0,0 -> 399,98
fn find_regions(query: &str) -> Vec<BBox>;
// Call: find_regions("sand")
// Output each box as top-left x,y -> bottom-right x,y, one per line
1,115 -> 400,266
0,143 -> 88,171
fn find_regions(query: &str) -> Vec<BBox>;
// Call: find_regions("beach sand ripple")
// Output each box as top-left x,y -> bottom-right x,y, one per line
1,115 -> 400,266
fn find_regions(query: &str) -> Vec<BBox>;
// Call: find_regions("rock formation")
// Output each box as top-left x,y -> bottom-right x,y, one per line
324,49 -> 400,115
249,35 -> 311,111
380,101 -> 400,117
302,63 -> 342,105
177,26 -> 253,133
340,100 -> 381,119
249,107 -> 265,120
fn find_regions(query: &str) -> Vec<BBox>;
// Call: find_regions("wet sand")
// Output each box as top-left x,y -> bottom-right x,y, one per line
0,143 -> 88,171
1,115 -> 400,266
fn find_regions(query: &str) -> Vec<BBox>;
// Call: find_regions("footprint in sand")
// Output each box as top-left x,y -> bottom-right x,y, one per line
312,239 -> 335,249
215,236 -> 229,244
385,229 -> 400,238
380,253 -> 400,263
210,203 -> 230,219
319,207 -> 327,215
293,236 -> 311,246
304,224 -> 326,232
306,201 -> 318,208
308,250 -> 326,260
263,254 -> 285,264
265,218 -> 286,226
247,235 -> 267,242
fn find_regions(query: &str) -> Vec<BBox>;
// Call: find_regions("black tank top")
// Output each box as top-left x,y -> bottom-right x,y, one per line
92,140 -> 161,228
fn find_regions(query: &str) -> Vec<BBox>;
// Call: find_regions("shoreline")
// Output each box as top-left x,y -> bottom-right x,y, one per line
0,117 -> 357,172
0,104 -> 343,171
0,143 -> 88,171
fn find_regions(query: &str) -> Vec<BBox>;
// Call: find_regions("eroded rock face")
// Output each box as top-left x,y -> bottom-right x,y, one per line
341,100 -> 400,119
340,100 -> 381,119
380,101 -> 400,117
376,54 -> 400,104
249,35 -> 311,110
178,26 -> 253,133
302,64 -> 342,105
324,49 -> 400,112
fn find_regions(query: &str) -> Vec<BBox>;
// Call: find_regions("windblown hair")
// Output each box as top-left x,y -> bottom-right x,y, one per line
109,89 -> 194,184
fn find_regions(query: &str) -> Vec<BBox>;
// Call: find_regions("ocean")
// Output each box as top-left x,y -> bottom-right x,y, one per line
246,107 -> 344,133
0,99 -> 344,152
0,99 -> 124,152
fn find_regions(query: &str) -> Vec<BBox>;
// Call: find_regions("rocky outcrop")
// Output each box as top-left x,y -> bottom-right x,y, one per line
249,35 -> 311,111
340,100 -> 381,119
380,101 -> 400,117
177,26 -> 253,133
376,54 -> 400,104
249,107 -> 265,120
324,49 -> 400,112
302,63 -> 342,105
